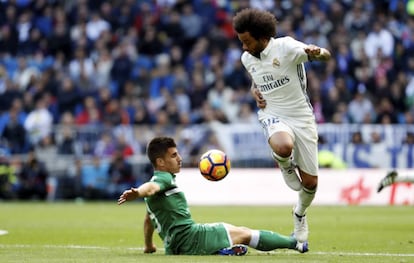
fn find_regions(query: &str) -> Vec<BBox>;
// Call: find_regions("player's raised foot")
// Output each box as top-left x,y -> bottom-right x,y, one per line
217,244 -> 248,256
272,153 -> 302,191
280,165 -> 302,191
377,170 -> 398,193
293,211 -> 308,243
295,241 -> 309,253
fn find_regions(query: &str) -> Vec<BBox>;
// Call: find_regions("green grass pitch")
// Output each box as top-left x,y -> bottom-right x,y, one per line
1,202 -> 413,263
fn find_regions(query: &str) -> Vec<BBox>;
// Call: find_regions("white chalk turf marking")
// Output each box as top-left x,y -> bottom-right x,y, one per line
0,230 -> 9,235
0,244 -> 413,258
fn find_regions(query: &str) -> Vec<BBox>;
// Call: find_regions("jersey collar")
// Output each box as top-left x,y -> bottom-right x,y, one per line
260,37 -> 274,59
154,170 -> 176,178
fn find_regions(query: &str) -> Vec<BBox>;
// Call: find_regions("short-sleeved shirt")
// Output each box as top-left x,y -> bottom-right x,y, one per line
145,171 -> 231,255
241,36 -> 315,127
241,37 -> 319,175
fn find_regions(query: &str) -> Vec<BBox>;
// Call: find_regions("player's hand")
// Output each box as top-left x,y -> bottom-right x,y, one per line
144,244 -> 157,253
117,188 -> 138,205
304,44 -> 321,56
252,88 -> 266,109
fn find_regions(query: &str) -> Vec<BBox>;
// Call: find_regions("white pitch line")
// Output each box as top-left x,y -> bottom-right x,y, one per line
1,244 -> 413,257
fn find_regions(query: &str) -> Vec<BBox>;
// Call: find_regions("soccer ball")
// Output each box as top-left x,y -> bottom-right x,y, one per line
198,149 -> 231,181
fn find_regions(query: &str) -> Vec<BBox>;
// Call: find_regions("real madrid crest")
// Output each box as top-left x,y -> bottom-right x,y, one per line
272,58 -> 280,67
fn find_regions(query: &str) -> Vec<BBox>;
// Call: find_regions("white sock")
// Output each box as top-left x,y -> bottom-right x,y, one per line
272,152 -> 292,169
248,230 -> 260,248
395,176 -> 414,183
295,187 -> 316,216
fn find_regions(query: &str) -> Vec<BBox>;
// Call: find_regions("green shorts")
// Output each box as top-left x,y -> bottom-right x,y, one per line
166,223 -> 231,255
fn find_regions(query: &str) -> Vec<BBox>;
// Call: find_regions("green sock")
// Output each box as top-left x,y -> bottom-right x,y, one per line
255,230 -> 296,251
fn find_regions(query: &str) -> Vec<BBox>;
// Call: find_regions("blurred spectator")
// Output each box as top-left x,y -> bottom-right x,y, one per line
173,84 -> 191,117
137,26 -> 164,57
347,89 -> 375,124
110,41 -> 133,97
1,106 -> 28,154
102,98 -> 130,127
179,3 -> 203,52
57,126 -> 77,155
80,155 -> 109,200
364,20 -> 395,59
68,47 -> 95,91
331,102 -> 350,124
207,78 -> 239,122
91,47 -> 113,90
0,24 -> 18,56
16,11 -> 33,50
188,71 -> 209,121
86,12 -> 110,42
115,134 -> 134,158
19,27 -> 44,56
235,101 -> 257,124
56,77 -> 82,116
47,19 -> 71,62
375,97 -> 398,124
24,94 -> 53,146
343,3 -> 370,34
35,133 -> 57,160
17,150 -> 49,200
351,131 -> 364,144
0,80 -> 24,115
75,96 -> 102,125
94,132 -> 116,158
131,98 -> 152,125
0,154 -> 17,200
13,56 -> 41,92
148,54 -> 174,99
107,149 -> 134,198
350,30 -> 368,64
159,10 -> 185,47
56,158 -> 82,200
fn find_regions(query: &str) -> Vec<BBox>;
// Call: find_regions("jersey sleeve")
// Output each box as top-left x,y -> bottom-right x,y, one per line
282,36 -> 309,64
150,172 -> 174,192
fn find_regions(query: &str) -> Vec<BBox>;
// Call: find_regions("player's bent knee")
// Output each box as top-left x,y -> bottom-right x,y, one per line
229,226 -> 252,245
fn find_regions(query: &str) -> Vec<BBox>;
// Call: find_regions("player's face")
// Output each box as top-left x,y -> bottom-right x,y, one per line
163,147 -> 182,174
237,31 -> 266,58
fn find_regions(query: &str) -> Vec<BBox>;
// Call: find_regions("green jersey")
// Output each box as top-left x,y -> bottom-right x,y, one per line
145,171 -> 194,249
144,171 -> 231,255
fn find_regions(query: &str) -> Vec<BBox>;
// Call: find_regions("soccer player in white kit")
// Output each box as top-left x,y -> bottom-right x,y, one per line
233,8 -> 331,243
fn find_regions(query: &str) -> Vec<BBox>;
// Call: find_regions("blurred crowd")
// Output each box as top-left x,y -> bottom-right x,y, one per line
1,0 -> 414,200
0,0 -> 413,154
0,147 -> 153,201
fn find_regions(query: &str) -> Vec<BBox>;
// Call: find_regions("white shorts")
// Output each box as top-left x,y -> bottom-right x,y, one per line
259,115 -> 319,176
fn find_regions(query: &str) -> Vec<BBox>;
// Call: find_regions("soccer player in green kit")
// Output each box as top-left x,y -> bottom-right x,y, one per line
118,136 -> 308,255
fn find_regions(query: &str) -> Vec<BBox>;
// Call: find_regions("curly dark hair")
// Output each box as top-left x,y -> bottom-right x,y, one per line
232,8 -> 277,40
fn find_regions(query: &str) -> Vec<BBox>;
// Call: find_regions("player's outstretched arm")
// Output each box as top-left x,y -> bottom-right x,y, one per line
117,182 -> 161,205
305,44 -> 331,62
143,213 -> 156,253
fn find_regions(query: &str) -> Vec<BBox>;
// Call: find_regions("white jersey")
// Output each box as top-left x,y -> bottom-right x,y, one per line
241,36 -> 315,127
